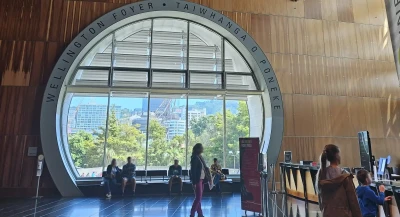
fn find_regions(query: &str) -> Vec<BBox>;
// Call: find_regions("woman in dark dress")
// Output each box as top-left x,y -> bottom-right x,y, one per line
190,143 -> 207,217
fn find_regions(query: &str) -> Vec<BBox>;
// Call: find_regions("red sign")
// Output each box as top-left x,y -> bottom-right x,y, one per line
240,137 -> 261,213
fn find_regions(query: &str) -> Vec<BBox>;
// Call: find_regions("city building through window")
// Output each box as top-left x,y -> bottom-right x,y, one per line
61,18 -> 264,179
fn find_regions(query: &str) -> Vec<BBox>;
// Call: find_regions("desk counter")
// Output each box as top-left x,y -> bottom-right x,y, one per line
280,163 -> 400,217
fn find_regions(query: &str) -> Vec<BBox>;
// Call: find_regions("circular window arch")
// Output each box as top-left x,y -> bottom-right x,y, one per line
41,1 -> 283,197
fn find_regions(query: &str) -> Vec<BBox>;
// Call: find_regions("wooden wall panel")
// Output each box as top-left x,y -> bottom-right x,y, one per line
329,96 -> 352,137
283,94 -> 295,136
338,22 -> 359,59
270,53 -> 292,94
364,97 -> 385,138
304,0 -> 322,19
291,54 -> 309,94
270,16 -> 289,54
366,0 -> 386,25
288,17 -> 307,55
312,95 -> 331,136
352,0 -> 370,24
305,19 -> 325,56
323,21 -> 340,57
267,0 -> 287,16
325,57 -> 346,96
308,55 -> 326,95
321,0 -> 338,21
371,25 -> 394,62
287,0 -> 305,18
250,14 -> 271,53
337,0 -> 354,23
355,24 -> 375,60
347,97 -> 368,135
293,94 -> 315,136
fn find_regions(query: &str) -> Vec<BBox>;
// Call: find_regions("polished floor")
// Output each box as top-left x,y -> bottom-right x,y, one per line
0,193 -> 321,217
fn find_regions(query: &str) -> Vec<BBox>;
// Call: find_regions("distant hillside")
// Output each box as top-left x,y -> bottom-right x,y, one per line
189,100 -> 239,115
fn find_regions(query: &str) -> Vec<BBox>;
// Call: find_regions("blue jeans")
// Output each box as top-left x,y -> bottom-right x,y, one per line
104,178 -> 117,194
213,174 -> 221,192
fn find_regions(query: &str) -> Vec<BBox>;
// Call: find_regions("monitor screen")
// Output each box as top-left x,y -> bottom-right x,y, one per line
378,158 -> 387,175
358,131 -> 373,172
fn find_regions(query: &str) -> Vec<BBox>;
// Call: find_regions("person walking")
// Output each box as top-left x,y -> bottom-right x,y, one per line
190,143 -> 208,217
316,144 -> 362,217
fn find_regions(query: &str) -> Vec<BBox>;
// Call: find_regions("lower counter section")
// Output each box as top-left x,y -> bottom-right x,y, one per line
280,162 -> 400,217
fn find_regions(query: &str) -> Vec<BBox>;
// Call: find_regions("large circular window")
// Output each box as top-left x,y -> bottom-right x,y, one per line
41,0 -> 283,196
61,18 -> 264,179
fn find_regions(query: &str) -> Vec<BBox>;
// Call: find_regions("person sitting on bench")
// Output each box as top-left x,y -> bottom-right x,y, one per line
104,159 -> 121,198
211,158 -> 224,194
121,157 -> 136,196
168,159 -> 183,195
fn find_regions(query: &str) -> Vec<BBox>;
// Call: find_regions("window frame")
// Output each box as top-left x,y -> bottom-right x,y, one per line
60,17 -> 265,182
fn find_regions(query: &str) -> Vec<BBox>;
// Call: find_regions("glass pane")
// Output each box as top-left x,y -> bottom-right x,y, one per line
113,70 -> 148,87
189,23 -> 222,71
152,19 -> 187,70
226,74 -> 257,90
190,73 -> 222,89
225,41 -> 251,73
80,35 -> 112,67
114,20 -> 151,68
187,95 -> 223,168
66,93 -> 108,178
226,95 -> 250,174
71,69 -> 109,86
152,71 -> 185,88
148,95 -> 187,170
106,92 -> 148,170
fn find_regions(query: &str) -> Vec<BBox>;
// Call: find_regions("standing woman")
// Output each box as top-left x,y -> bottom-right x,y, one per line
190,143 -> 207,217
316,144 -> 361,217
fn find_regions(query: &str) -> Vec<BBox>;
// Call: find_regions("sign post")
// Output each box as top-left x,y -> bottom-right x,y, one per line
240,137 -> 262,215
33,155 -> 44,199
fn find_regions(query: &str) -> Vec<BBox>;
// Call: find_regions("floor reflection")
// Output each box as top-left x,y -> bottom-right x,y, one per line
0,193 -> 321,217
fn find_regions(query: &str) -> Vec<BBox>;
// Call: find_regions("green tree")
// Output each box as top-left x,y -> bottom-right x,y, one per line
68,130 -> 103,168
147,119 -> 186,167
98,109 -> 146,166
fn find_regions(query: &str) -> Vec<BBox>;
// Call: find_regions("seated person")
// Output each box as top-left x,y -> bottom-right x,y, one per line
168,159 -> 183,195
211,158 -> 224,193
122,157 -> 136,196
104,159 -> 121,198
356,169 -> 391,217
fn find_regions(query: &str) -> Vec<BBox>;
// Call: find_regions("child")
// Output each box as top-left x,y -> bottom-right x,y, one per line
356,169 -> 391,217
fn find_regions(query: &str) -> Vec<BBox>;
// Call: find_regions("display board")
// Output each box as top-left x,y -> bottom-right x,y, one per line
240,137 -> 262,213
358,131 -> 373,172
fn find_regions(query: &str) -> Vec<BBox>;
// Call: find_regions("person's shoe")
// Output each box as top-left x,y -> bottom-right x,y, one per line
106,193 -> 111,199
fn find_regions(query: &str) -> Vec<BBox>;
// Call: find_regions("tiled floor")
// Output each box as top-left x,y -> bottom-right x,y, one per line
0,193 -> 321,217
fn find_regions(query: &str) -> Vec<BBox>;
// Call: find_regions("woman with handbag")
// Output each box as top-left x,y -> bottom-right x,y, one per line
190,143 -> 211,217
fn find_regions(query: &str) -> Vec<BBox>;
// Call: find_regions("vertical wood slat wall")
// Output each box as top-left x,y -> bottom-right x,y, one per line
0,0 -> 397,196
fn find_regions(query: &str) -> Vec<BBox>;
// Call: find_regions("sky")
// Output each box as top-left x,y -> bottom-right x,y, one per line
70,96 -> 208,110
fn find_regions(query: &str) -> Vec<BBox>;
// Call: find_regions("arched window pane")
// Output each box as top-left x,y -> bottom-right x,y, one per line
226,95 -> 250,174
152,19 -> 188,70
225,41 -> 251,73
67,93 -> 108,178
147,95 -> 187,170
106,92 -> 148,170
80,35 -> 112,67
188,95 -> 224,166
114,20 -> 152,68
189,23 -> 222,71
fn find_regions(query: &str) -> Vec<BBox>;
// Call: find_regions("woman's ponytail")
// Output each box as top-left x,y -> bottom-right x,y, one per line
319,151 -> 327,180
